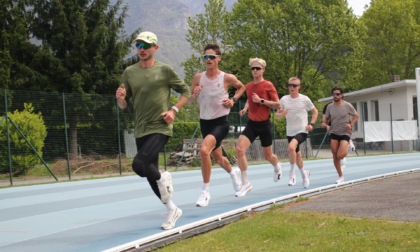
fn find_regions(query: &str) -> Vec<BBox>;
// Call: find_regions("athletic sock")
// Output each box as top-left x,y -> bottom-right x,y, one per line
165,200 -> 176,211
241,171 -> 249,185
290,164 -> 295,173
299,167 -> 306,177
201,183 -> 209,192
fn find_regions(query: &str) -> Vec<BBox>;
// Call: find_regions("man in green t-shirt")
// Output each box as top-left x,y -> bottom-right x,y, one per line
116,31 -> 190,230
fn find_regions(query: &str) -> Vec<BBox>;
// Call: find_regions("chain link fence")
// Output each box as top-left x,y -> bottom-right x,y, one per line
2,89 -> 417,187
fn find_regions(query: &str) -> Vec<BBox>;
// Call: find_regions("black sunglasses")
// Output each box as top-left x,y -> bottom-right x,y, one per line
203,54 -> 218,60
287,84 -> 300,88
251,66 -> 263,71
135,42 -> 153,50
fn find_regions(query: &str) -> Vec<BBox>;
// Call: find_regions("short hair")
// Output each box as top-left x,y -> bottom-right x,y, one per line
331,87 -> 344,94
288,77 -> 301,84
331,86 -> 344,98
249,58 -> 266,67
204,44 -> 221,55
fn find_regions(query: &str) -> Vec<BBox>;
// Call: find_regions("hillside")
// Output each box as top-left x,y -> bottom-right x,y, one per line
122,0 -> 236,77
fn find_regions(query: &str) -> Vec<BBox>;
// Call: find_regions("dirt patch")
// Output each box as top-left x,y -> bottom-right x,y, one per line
285,172 -> 420,222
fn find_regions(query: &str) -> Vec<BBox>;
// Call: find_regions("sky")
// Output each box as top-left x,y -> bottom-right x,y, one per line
347,0 -> 371,16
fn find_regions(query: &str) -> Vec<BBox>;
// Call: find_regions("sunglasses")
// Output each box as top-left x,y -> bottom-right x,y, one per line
251,66 -> 263,71
333,92 -> 342,96
135,42 -> 154,50
203,54 -> 218,60
287,84 -> 300,88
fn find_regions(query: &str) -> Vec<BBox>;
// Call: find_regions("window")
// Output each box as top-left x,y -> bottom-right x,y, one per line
372,100 -> 379,121
362,102 -> 368,122
351,102 -> 358,131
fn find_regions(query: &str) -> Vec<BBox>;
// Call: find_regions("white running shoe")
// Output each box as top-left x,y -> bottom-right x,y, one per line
288,172 -> 296,186
157,171 -> 173,204
231,168 -> 242,192
336,176 -> 345,184
273,162 -> 283,182
196,190 -> 211,207
303,170 -> 310,188
161,207 -> 182,230
235,182 -> 253,197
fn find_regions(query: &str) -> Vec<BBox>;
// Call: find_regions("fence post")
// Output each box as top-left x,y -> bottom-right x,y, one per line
62,93 -> 71,180
390,103 -> 394,153
416,68 -> 420,150
5,90 -> 13,186
116,100 -> 122,175
361,102 -> 366,154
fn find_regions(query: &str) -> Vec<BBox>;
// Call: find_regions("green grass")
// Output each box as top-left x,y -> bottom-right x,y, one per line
157,204 -> 420,252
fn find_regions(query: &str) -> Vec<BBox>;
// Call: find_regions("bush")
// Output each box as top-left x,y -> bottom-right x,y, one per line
0,103 -> 47,175
273,117 -> 287,139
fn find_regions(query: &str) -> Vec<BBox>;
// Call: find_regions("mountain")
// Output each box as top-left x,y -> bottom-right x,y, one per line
122,0 -> 236,77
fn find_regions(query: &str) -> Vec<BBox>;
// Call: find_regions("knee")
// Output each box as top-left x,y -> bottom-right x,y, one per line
199,146 -> 211,158
236,145 -> 246,157
288,145 -> 296,153
132,155 -> 147,177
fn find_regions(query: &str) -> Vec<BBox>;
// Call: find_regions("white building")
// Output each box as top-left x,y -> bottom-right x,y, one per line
318,79 -> 419,151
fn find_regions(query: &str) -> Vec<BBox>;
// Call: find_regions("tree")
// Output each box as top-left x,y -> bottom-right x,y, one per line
224,0 -> 362,99
28,0 -> 129,94
0,0 -> 40,90
183,0 -> 231,85
358,0 -> 420,87
26,0 -> 131,157
184,0 -> 362,102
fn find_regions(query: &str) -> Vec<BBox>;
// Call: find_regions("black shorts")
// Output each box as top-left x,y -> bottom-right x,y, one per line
287,133 -> 308,153
241,119 -> 273,147
200,116 -> 229,148
330,133 -> 350,142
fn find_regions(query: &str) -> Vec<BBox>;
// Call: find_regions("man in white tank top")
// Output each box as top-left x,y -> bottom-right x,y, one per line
190,44 -> 246,207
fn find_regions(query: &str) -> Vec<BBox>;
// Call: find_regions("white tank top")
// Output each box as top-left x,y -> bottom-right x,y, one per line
197,71 -> 230,120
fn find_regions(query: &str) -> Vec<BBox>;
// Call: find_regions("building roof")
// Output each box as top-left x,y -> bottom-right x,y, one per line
318,79 -> 416,103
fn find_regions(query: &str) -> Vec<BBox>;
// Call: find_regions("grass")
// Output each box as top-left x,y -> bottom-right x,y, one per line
157,204 -> 420,252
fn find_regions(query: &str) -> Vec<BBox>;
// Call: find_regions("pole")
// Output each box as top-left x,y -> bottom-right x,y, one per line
390,103 -> 394,153
416,68 -> 420,150
5,91 -> 13,185
63,93 -> 71,180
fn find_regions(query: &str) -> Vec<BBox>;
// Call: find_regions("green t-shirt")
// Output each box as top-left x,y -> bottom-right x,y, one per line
121,61 -> 190,138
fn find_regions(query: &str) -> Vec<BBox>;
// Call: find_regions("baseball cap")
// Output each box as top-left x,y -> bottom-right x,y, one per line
134,31 -> 158,45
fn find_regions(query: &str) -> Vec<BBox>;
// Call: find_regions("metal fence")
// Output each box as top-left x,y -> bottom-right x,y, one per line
1,89 -> 418,187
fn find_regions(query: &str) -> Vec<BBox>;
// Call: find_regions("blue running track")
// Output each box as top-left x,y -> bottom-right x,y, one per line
0,153 -> 419,251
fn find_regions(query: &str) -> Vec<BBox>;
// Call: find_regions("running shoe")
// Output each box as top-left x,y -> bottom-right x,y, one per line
288,172 -> 296,186
336,176 -> 345,184
161,207 -> 182,230
196,190 -> 211,207
235,182 -> 253,197
273,162 -> 283,182
303,170 -> 310,188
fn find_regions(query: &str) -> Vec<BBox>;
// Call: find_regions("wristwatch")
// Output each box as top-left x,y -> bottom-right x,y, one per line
309,123 -> 315,126
233,97 -> 238,102
260,99 -> 265,104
